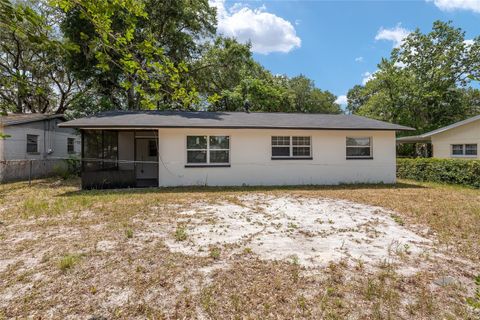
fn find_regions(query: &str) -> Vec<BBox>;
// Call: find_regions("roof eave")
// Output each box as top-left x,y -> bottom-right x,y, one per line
58,123 -> 413,131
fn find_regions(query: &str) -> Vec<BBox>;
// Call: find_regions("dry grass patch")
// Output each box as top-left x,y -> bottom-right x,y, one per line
0,178 -> 479,319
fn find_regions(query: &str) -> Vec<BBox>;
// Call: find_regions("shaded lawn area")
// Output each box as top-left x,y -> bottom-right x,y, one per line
0,178 -> 479,319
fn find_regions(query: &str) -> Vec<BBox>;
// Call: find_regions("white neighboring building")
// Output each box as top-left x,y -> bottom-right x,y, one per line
397,115 -> 479,159
60,111 -> 413,189
0,114 -> 80,182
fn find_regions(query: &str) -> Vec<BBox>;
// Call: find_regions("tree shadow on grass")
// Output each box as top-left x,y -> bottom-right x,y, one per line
58,180 -> 426,198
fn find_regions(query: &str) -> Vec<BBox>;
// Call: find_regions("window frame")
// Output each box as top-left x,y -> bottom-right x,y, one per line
346,137 -> 373,160
451,144 -> 477,157
185,135 -> 230,167
26,134 -> 39,154
271,136 -> 312,160
67,137 -> 75,154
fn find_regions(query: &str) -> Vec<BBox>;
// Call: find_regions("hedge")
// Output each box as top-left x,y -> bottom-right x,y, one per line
397,158 -> 480,188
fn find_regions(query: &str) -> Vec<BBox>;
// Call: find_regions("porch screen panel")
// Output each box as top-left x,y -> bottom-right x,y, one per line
102,130 -> 118,169
83,130 -> 103,171
83,130 -> 118,171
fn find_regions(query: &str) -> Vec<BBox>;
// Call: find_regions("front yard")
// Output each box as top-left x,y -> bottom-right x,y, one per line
0,179 -> 479,319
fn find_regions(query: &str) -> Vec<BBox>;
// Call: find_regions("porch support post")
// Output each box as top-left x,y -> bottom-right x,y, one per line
157,129 -> 161,187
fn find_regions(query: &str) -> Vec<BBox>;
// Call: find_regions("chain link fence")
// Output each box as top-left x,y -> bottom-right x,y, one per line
0,158 -> 81,184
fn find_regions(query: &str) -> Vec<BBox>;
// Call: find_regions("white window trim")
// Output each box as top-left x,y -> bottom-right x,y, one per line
451,144 -> 478,157
346,136 -> 373,159
271,136 -> 312,159
186,135 -> 230,166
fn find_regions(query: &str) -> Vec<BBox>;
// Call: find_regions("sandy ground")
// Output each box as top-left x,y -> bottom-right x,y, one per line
1,184 -> 479,319
166,194 -> 432,268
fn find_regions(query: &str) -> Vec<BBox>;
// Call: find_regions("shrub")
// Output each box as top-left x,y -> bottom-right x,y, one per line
397,158 -> 480,188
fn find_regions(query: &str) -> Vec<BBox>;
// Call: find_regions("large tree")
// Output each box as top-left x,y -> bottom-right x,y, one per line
347,21 -> 480,133
58,0 -> 216,110
0,0 -> 84,113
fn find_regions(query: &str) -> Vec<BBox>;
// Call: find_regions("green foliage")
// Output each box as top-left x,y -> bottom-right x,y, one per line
53,157 -> 81,179
397,158 -> 480,188
347,21 -> 480,134
0,0 -> 84,113
57,0 -> 216,110
466,274 -> 480,310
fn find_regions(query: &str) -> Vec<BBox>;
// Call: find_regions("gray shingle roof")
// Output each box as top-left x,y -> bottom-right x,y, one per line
0,114 -> 65,126
59,111 -> 414,131
397,114 -> 480,142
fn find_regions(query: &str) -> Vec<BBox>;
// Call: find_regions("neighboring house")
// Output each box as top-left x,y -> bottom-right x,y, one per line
0,114 -> 80,182
59,111 -> 412,189
397,115 -> 479,159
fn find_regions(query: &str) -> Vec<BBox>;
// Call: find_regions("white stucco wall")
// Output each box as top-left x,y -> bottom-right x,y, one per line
157,128 -> 397,186
431,119 -> 480,159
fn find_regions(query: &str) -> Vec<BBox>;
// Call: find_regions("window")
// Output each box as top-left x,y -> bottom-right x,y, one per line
186,136 -> 230,165
452,144 -> 477,156
26,134 -> 38,153
346,137 -> 372,159
271,136 -> 311,159
466,144 -> 478,156
67,138 -> 75,154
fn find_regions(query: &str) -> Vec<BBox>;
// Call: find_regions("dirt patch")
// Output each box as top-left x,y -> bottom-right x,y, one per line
165,194 -> 432,268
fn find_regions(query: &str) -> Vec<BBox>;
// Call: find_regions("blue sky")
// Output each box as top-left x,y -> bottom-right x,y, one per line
211,0 -> 480,106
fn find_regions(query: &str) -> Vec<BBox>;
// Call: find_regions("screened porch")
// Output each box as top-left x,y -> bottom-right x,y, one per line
81,130 -> 159,189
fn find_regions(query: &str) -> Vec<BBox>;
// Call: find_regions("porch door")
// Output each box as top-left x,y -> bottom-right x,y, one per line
135,138 -> 158,186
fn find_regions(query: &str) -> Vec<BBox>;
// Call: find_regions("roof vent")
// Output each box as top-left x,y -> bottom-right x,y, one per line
243,100 -> 251,113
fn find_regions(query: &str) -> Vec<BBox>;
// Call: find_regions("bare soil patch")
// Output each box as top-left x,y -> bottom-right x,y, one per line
0,178 -> 478,319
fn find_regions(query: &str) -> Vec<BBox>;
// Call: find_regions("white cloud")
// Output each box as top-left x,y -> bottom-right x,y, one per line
464,39 -> 475,46
375,24 -> 410,48
355,56 -> 364,63
335,95 -> 348,105
427,0 -> 480,13
362,71 -> 376,85
210,0 -> 301,54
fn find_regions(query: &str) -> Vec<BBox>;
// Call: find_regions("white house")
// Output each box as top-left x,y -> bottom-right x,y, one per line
0,114 -> 80,182
397,114 -> 479,159
59,111 -> 413,189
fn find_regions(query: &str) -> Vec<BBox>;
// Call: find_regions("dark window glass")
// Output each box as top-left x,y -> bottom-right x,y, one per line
272,136 -> 290,146
210,150 -> 229,163
451,144 -> 464,155
187,150 -> 207,163
26,134 -> 38,153
465,144 -> 477,155
293,147 -> 310,156
209,136 -> 229,149
346,147 -> 371,157
187,136 -> 207,149
346,137 -> 372,158
148,140 -> 157,157
272,147 -> 290,157
346,137 -> 371,147
67,138 -> 75,154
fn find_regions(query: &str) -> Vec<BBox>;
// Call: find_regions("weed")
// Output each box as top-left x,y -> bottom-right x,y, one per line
175,225 -> 188,241
466,274 -> 480,309
58,254 -> 81,271
391,214 -> 405,226
209,246 -> 221,259
125,228 -> 134,238
243,247 -> 252,254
